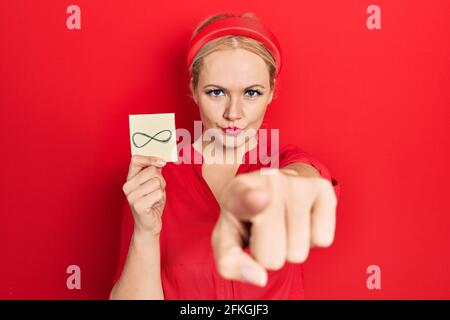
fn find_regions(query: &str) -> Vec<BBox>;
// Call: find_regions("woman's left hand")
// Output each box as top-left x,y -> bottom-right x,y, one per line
211,167 -> 337,287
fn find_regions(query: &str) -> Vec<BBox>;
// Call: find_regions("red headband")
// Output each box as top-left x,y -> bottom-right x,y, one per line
187,16 -> 282,77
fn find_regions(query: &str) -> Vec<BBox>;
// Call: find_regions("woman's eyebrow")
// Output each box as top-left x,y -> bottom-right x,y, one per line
203,84 -> 265,89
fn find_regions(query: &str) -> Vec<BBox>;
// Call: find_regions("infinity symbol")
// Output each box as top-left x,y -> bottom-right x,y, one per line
132,129 -> 173,148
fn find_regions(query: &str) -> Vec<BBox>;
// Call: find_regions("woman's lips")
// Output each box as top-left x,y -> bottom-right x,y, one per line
222,126 -> 242,136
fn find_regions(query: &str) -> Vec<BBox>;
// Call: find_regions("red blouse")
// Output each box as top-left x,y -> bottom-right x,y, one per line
112,142 -> 340,300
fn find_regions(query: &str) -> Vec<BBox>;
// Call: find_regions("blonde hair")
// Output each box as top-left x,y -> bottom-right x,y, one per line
189,12 -> 278,93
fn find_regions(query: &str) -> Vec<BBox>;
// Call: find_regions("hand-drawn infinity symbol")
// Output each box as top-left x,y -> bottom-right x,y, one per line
132,129 -> 173,148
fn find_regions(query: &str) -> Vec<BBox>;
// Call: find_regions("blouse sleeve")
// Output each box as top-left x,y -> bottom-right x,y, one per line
277,144 -> 340,200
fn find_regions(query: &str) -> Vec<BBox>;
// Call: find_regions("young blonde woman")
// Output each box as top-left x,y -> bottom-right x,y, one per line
110,12 -> 340,300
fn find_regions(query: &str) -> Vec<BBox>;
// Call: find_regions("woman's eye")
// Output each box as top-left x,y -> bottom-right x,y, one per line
206,89 -> 224,97
245,89 -> 262,98
205,89 -> 262,98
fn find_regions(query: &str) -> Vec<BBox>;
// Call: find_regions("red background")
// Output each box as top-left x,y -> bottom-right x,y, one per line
1,0 -> 449,299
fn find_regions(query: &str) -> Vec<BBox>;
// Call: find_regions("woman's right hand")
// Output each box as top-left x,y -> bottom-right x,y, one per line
122,155 -> 167,236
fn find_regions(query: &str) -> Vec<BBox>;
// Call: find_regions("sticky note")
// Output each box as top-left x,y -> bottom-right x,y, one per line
129,113 -> 178,162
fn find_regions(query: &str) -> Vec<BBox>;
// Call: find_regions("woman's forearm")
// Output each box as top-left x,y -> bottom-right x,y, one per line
109,230 -> 164,300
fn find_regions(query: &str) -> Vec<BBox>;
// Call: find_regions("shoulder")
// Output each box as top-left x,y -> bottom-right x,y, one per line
266,143 -> 312,168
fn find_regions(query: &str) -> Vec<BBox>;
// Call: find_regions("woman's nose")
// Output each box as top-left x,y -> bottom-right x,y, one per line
223,99 -> 243,121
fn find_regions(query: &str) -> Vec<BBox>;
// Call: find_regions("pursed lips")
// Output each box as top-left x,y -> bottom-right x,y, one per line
221,126 -> 243,136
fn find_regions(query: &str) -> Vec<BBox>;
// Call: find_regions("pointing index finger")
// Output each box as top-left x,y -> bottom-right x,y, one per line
220,181 -> 270,221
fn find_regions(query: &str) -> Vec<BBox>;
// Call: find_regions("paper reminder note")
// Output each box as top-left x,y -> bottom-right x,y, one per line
129,113 -> 178,162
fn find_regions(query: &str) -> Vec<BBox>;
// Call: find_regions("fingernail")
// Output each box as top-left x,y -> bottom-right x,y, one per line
240,266 -> 266,286
156,159 -> 166,166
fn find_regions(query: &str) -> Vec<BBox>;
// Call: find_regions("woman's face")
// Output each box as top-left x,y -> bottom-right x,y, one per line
191,48 -> 274,149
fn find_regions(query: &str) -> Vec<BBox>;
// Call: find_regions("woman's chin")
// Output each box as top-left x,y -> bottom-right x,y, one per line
218,134 -> 246,149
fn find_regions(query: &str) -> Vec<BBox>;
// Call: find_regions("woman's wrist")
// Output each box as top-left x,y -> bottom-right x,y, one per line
132,227 -> 160,246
